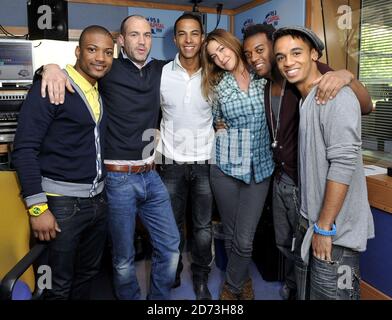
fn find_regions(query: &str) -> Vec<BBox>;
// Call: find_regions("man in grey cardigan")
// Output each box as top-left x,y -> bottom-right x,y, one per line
273,26 -> 375,300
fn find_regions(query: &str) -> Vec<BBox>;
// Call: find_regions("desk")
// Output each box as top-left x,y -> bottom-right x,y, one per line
0,143 -> 7,154
361,174 -> 392,299
367,174 -> 392,215
0,143 -> 11,170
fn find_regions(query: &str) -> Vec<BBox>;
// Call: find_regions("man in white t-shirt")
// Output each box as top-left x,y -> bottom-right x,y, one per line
158,13 -> 214,300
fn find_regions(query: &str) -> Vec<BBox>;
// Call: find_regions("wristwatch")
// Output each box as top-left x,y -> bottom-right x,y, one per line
28,203 -> 49,217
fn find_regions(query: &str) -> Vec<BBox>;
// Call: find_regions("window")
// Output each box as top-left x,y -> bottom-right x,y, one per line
359,0 -> 392,167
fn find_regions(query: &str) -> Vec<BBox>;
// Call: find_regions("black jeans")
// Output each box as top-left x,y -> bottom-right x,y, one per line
272,178 -> 298,291
159,161 -> 213,281
44,193 -> 107,300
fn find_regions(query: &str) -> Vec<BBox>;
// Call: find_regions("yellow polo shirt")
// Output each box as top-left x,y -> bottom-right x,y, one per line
65,64 -> 101,122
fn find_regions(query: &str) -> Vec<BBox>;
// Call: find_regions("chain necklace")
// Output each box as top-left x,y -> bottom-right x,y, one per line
269,79 -> 286,149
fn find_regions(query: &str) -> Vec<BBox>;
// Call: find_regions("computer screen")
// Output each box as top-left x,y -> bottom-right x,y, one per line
0,39 -> 34,86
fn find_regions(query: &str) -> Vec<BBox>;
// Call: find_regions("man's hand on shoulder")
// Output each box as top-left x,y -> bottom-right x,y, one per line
312,70 -> 354,105
41,64 -> 75,105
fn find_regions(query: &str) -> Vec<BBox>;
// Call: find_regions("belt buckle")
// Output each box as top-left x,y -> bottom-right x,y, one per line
135,163 -> 147,174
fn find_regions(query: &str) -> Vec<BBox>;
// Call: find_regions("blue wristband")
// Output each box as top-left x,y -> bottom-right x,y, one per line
314,223 -> 336,236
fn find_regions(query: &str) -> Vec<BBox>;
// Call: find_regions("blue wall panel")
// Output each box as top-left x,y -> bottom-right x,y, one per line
128,7 -> 229,61
234,0 -> 306,40
0,0 -> 128,31
360,208 -> 392,297
68,3 -> 128,31
0,0 -> 28,27
206,13 -> 229,34
0,0 -> 228,61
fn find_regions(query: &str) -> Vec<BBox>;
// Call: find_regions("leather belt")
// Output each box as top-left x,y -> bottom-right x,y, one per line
105,162 -> 156,174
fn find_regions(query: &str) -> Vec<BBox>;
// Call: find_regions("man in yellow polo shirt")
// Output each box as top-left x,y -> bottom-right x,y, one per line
44,64 -> 101,200
12,25 -> 114,299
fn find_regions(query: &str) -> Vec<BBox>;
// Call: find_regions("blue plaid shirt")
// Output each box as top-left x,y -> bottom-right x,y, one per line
212,71 -> 274,184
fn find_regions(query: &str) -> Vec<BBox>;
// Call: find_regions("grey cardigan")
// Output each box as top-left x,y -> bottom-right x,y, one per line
298,86 -> 375,265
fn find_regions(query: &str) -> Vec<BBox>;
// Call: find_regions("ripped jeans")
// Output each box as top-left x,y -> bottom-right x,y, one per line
295,215 -> 361,300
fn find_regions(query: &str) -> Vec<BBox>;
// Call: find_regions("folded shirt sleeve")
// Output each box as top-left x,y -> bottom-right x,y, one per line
322,88 -> 362,185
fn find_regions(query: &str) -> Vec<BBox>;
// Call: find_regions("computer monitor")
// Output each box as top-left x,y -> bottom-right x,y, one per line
0,39 -> 34,87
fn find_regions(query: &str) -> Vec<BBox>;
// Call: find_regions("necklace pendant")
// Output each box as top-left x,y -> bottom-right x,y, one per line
271,140 -> 278,149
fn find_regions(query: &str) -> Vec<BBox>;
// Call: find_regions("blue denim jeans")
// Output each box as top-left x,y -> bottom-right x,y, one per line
160,162 -> 213,282
294,214 -> 361,300
44,193 -> 107,300
106,170 -> 180,300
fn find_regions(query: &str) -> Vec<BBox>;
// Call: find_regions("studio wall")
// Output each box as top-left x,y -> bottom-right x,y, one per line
0,0 -> 128,32
128,7 -> 229,61
234,0 -> 306,40
0,0 -> 229,61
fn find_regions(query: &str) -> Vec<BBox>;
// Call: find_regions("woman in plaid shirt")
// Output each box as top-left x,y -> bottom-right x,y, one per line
201,29 -> 274,300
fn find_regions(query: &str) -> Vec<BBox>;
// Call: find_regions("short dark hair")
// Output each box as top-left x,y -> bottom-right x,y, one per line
79,25 -> 113,46
174,13 -> 204,35
120,15 -> 148,36
243,23 -> 276,42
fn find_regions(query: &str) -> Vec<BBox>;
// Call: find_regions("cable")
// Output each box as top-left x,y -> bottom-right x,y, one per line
214,3 -> 223,30
0,24 -> 28,39
0,25 -> 14,36
191,0 -> 201,12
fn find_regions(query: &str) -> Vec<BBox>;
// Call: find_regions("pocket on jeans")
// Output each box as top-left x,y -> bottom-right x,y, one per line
157,164 -> 173,177
310,255 -> 339,299
98,193 -> 108,206
105,173 -> 127,187
312,255 -> 339,265
312,244 -> 344,265
50,203 -> 79,222
210,165 -> 225,177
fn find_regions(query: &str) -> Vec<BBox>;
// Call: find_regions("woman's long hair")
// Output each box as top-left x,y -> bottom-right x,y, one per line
200,29 -> 247,101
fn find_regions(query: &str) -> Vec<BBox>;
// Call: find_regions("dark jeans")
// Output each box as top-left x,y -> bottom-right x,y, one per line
272,178 -> 298,291
160,161 -> 213,282
210,165 -> 270,294
294,214 -> 361,300
44,193 -> 107,300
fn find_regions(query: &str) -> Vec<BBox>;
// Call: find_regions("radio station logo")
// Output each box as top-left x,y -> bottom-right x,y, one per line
241,18 -> 254,34
146,17 -> 165,35
263,10 -> 280,27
